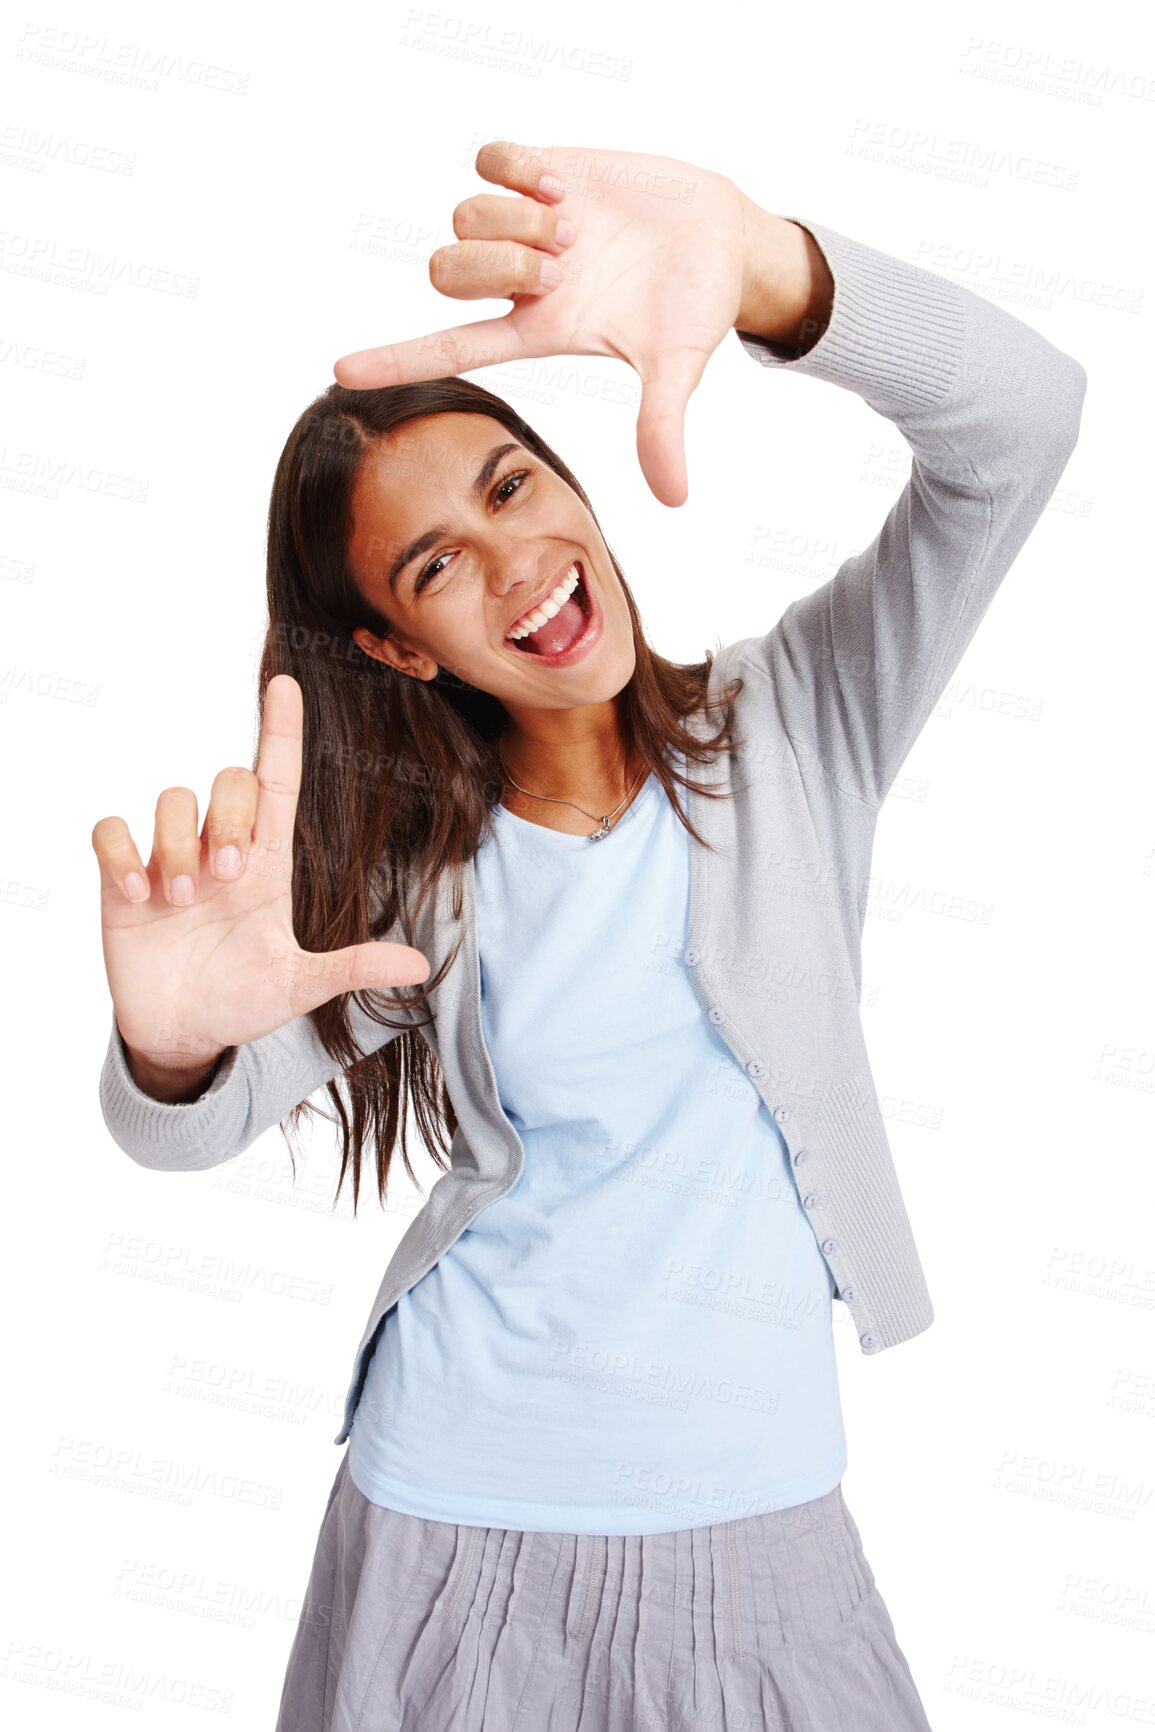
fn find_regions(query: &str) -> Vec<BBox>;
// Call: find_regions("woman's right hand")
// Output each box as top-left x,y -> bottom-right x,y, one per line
91,673 -> 431,1079
332,139 -> 823,509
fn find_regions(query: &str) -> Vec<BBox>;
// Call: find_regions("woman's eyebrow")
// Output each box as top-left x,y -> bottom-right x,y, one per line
387,442 -> 522,591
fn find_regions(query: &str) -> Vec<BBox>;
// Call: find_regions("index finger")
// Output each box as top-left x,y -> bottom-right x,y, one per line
473,138 -> 572,201
253,673 -> 303,856
334,312 -> 531,391
332,139 -> 574,391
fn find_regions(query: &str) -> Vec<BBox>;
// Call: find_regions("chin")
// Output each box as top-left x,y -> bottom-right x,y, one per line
564,640 -> 637,708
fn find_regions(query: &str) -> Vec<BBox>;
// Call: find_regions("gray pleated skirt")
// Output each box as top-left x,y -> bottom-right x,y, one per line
274,1451 -> 934,1731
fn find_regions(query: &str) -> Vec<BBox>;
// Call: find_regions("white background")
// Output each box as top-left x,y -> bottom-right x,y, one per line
2,0 -> 1152,1725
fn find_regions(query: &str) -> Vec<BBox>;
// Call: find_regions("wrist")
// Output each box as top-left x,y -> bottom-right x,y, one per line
736,202 -> 833,354
123,1040 -> 228,1104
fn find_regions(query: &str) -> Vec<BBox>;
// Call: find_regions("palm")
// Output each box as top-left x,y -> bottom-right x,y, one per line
333,144 -> 754,507
100,825 -> 302,1059
96,675 -> 429,1065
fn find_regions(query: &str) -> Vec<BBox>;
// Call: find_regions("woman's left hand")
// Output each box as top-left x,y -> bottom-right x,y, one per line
332,140 -> 818,508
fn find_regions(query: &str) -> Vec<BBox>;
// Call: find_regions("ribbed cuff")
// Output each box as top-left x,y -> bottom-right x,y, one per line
734,216 -> 967,412
100,1006 -> 244,1149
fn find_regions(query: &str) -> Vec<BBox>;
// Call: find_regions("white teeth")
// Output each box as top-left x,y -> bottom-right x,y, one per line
506,563 -> 580,640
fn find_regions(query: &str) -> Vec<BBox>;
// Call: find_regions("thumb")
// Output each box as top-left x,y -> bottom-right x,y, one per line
634,351 -> 710,508
293,941 -> 432,1012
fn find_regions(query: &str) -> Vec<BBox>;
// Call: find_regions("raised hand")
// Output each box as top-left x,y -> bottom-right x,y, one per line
91,674 -> 431,1084
332,140 -> 817,509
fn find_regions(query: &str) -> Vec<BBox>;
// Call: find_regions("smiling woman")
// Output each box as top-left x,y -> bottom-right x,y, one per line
258,373 -> 747,1206
96,138 -> 1087,1732
345,418 -> 615,687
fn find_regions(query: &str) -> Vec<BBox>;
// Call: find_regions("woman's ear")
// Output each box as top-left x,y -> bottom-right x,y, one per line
353,626 -> 438,682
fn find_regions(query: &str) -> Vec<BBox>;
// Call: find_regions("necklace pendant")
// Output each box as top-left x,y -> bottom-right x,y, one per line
588,818 -> 611,842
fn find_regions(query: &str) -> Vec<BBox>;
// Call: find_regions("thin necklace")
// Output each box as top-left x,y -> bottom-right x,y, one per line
496,746 -> 647,842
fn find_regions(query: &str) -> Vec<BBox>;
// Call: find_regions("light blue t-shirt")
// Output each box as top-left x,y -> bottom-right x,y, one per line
348,757 -> 847,1533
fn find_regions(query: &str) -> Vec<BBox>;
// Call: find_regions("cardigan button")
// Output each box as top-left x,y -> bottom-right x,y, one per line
820,1237 -> 838,1254
802,1192 -> 818,1209
793,1148 -> 808,1165
708,1005 -> 726,1024
860,1332 -> 879,1351
685,947 -> 701,967
746,1058 -> 766,1078
841,1287 -> 856,1302
773,1104 -> 790,1122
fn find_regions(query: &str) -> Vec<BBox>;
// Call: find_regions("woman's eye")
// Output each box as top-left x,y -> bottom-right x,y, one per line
413,467 -> 533,594
494,470 -> 529,505
414,552 -> 451,592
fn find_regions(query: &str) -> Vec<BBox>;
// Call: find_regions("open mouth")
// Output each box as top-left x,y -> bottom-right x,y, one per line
504,561 -> 595,661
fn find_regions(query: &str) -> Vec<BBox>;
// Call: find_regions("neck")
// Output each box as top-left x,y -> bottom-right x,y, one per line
497,699 -> 640,806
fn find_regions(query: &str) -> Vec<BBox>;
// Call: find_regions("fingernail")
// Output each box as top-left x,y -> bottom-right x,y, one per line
538,173 -> 568,196
555,218 -> 576,248
124,872 -> 149,902
170,875 -> 196,904
540,257 -> 564,287
214,845 -> 241,876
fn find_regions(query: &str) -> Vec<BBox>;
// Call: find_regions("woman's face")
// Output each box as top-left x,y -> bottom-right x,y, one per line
347,413 -> 636,711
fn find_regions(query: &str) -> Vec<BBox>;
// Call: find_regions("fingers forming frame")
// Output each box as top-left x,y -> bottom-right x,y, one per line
332,141 -> 580,387
433,184 -> 577,301
91,673 -> 303,909
431,141 -> 579,302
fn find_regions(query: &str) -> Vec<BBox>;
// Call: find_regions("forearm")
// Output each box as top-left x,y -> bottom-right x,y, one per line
736,202 -> 833,356
99,988 -> 409,1172
734,215 -> 1087,483
730,214 -> 1088,809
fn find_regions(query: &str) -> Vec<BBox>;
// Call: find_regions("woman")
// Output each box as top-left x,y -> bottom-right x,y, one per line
95,142 -> 1087,1729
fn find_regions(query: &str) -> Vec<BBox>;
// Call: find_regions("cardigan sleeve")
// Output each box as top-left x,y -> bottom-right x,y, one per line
98,993 -> 411,1173
731,218 -> 1088,809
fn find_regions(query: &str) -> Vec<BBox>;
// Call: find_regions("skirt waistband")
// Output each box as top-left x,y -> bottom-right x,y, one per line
274,1459 -> 935,1732
354,1470 -> 876,1658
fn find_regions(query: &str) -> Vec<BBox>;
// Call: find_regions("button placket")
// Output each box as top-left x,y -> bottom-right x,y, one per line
684,956 -> 869,1350
782,1142 -> 860,1331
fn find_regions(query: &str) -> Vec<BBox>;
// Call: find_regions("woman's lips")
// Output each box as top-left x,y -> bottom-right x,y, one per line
504,561 -> 602,668
503,558 -> 581,640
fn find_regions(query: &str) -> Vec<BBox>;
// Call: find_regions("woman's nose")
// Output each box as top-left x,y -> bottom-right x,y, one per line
489,553 -> 547,601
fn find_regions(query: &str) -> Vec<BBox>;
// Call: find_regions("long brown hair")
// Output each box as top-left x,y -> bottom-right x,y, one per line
256,376 -> 746,1213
